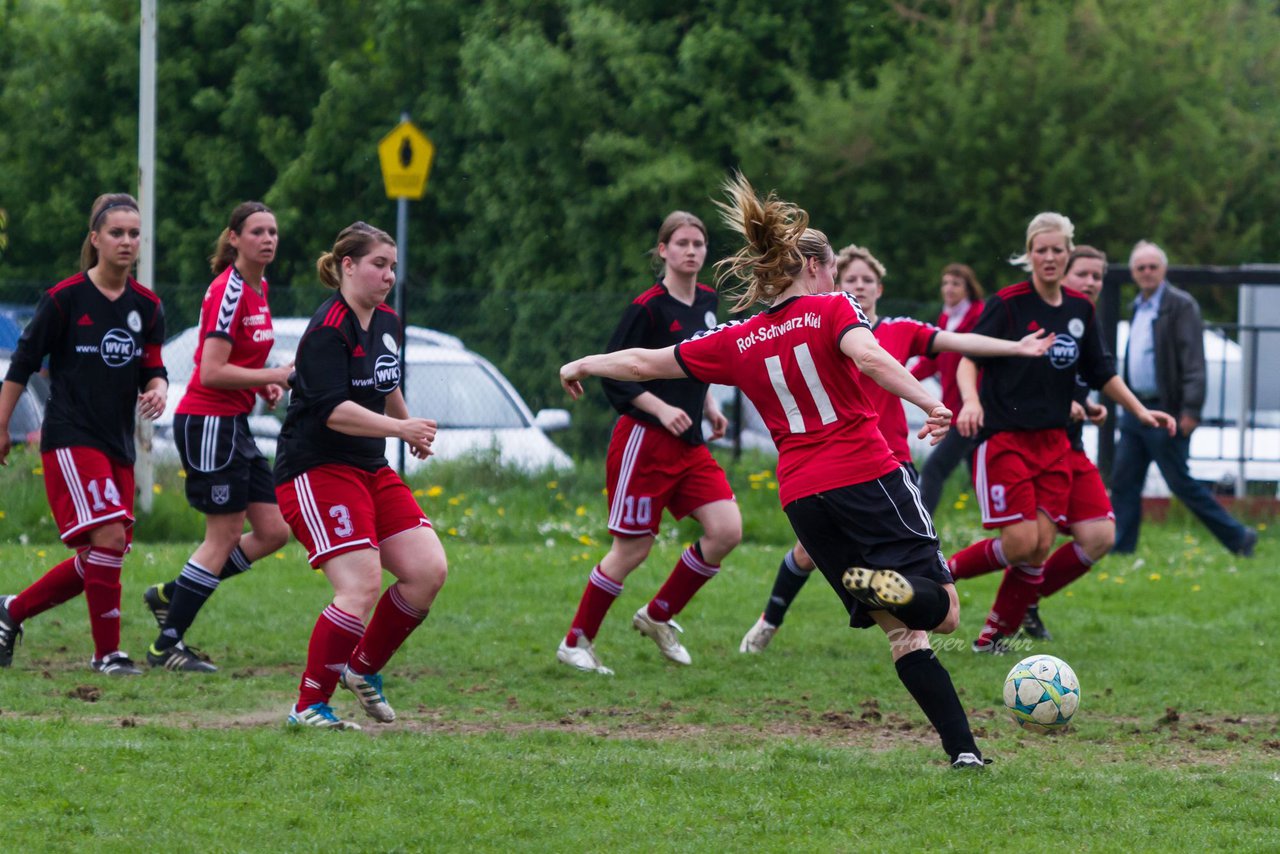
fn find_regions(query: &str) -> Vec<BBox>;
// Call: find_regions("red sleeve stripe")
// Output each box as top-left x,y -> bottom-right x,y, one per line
128,278 -> 162,303
322,303 -> 348,328
48,273 -> 86,297
633,283 -> 666,305
998,281 -> 1033,301
142,343 -> 164,368
375,304 -> 397,314
696,283 -> 717,295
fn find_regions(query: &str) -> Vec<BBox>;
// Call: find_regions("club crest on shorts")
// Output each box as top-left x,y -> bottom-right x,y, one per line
211,484 -> 230,505
1068,318 -> 1085,338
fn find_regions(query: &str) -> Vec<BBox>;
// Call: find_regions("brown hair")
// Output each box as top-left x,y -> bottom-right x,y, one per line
714,173 -> 831,312
210,201 -> 273,274
651,211 -> 708,273
316,221 -> 395,290
1066,245 -> 1108,276
79,193 -> 139,271
941,263 -> 984,301
835,244 -> 886,285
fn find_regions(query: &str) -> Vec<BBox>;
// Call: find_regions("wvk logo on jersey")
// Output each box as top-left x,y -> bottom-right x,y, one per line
374,354 -> 401,392
1048,334 -> 1079,370
100,328 -> 137,367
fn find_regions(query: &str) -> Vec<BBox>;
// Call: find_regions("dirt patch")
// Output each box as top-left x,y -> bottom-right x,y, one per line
67,685 -> 101,702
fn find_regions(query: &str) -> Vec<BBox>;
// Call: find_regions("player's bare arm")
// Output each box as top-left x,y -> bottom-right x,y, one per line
560,346 -> 683,399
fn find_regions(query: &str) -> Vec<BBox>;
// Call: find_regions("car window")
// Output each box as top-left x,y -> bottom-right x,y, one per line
405,362 -> 529,429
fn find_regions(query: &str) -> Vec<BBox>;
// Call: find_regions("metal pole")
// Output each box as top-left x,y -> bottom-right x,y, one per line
393,112 -> 410,475
136,0 -> 158,511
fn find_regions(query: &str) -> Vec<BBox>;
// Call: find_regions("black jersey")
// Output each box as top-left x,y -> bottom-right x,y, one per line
601,281 -> 720,446
1066,375 -> 1090,452
969,282 -> 1114,441
274,294 -> 403,482
4,273 -> 166,463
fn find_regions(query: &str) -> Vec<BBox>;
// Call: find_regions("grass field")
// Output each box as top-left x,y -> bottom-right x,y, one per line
1,453 -> 1277,851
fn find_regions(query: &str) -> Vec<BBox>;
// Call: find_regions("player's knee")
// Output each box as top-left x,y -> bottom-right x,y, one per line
89,524 -> 128,553
792,542 -> 816,571
260,520 -> 291,554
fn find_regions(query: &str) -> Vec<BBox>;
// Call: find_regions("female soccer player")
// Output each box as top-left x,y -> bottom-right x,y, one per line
0,193 -> 168,675
141,202 -> 293,672
556,211 -> 740,675
913,264 -> 986,514
275,221 -> 445,729
561,175 -> 988,768
739,245 -> 1053,654
948,216 -> 1174,653
953,246 -> 1139,642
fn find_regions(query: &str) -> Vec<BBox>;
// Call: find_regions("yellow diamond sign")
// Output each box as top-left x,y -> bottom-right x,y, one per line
378,120 -> 434,200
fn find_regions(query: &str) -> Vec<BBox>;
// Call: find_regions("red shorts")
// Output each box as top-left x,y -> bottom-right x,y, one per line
972,429 -> 1071,529
42,447 -> 135,548
276,464 -> 431,568
605,415 -> 735,537
1060,448 -> 1114,532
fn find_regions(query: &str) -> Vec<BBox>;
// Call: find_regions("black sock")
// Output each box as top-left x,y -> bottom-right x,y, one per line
154,561 -> 220,651
162,580 -> 176,601
892,577 -> 950,631
895,648 -> 978,761
219,545 -> 252,580
762,549 -> 812,627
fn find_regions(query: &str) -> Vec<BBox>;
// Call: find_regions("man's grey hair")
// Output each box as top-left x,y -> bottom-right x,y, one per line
1129,239 -> 1168,268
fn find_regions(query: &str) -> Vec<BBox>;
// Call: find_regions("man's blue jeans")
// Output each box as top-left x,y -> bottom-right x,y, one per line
1111,410 -> 1247,553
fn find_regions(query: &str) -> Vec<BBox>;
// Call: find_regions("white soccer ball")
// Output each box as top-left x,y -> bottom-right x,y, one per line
1002,654 -> 1080,733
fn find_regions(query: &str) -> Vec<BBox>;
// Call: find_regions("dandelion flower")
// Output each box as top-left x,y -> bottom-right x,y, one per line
1148,573 -> 1161,581
575,506 -> 587,517
427,485 -> 444,498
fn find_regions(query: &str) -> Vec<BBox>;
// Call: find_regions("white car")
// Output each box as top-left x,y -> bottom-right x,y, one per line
157,318 -> 573,473
0,354 -> 49,448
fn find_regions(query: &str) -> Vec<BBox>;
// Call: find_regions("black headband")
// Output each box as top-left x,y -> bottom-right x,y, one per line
92,200 -> 138,229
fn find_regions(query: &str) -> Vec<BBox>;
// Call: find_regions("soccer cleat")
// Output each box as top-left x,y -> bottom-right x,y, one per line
841,567 -> 915,608
286,702 -> 362,731
142,583 -> 170,629
0,595 -> 23,668
339,666 -> 396,723
951,752 -> 991,769
556,638 -> 614,675
147,641 -> 218,673
1020,605 -> 1052,641
739,614 -> 778,654
632,606 -> 692,665
90,651 -> 143,676
971,632 -> 1011,655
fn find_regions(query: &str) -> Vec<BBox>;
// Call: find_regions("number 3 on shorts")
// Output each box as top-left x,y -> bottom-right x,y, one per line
329,504 -> 354,538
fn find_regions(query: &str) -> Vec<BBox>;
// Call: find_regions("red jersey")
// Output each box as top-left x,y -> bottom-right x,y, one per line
176,266 -> 274,416
675,292 -> 900,506
911,300 -> 983,418
864,317 -> 939,463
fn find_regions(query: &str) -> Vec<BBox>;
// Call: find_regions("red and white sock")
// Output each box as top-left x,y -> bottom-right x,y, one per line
296,604 -> 364,711
948,538 -> 1007,580
1040,541 -> 1096,599
565,565 -> 622,648
647,544 -> 720,622
977,564 -> 1043,642
80,547 -> 125,660
7,553 -> 86,624
350,584 -> 429,675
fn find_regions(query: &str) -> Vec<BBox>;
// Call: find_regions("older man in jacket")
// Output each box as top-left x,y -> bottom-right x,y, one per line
1111,240 -> 1258,556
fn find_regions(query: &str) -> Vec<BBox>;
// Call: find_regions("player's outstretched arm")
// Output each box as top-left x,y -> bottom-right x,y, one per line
1100,375 -> 1176,435
840,327 -> 950,443
560,346 -> 683,399
933,328 -> 1054,359
955,357 -> 984,439
0,380 -> 25,465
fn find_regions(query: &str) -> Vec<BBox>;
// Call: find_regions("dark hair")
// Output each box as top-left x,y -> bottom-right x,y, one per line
316,221 -> 396,290
210,201 -> 273,274
714,172 -> 831,312
941,263 -> 984,301
651,211 -> 708,273
80,193 -> 139,271
1066,245 -> 1108,276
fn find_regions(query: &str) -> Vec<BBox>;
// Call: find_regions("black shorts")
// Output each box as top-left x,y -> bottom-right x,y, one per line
784,465 -> 952,629
174,412 -> 276,514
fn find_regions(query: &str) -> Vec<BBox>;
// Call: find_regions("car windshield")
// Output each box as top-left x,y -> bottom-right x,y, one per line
405,362 -> 528,429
